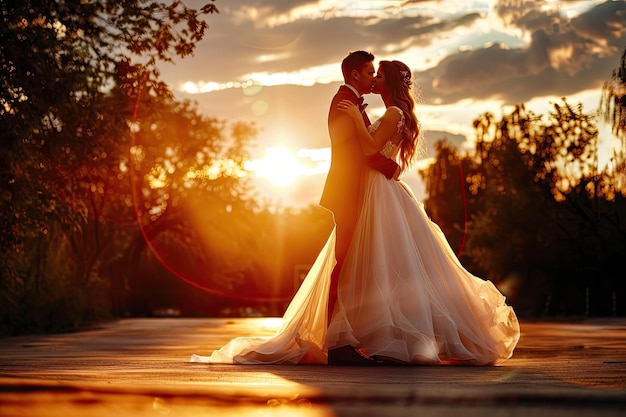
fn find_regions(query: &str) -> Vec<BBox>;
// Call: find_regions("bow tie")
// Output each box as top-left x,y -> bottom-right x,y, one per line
358,97 -> 368,112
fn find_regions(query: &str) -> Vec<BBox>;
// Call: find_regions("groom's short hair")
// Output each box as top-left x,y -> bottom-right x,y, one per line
341,50 -> 375,81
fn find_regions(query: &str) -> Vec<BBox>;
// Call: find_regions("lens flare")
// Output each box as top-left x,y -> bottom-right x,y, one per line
128,96 -> 292,303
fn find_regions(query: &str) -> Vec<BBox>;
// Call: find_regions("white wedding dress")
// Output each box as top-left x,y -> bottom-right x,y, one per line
191,108 -> 520,366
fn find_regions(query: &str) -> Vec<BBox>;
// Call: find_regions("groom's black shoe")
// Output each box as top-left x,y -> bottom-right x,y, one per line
328,346 -> 378,366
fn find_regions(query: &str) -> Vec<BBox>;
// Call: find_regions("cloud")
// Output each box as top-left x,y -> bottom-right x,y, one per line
160,0 -> 626,150
492,0 -> 557,31
362,11 -> 483,53
570,1 -> 626,42
418,0 -> 626,105
172,3 -> 485,95
150,1 -> 626,208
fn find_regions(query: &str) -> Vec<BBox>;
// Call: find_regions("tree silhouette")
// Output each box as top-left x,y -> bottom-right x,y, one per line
601,46 -> 626,148
0,1 -> 219,335
600,45 -> 626,201
421,99 -> 625,317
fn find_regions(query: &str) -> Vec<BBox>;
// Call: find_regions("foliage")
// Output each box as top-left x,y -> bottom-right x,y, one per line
3,3 -> 625,336
128,204 -> 334,318
421,99 -> 626,317
0,0 -> 220,336
0,1 -> 335,335
600,45 -> 626,200
601,46 -> 626,145
123,89 -> 266,310
422,44 -> 626,317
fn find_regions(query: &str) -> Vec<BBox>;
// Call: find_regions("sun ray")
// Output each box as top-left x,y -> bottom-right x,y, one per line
245,147 -> 304,186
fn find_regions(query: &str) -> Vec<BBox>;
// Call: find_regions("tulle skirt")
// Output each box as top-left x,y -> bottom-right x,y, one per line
191,169 -> 520,365
191,230 -> 334,364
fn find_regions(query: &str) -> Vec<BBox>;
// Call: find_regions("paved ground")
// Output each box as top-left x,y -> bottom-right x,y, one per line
0,317 -> 625,416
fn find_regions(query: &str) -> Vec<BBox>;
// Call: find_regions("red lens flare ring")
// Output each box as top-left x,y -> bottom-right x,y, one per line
128,81 -> 291,303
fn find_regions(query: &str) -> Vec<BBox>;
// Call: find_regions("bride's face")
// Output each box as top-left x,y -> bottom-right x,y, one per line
372,67 -> 387,95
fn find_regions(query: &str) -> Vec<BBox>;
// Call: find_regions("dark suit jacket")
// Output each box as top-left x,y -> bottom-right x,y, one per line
320,86 -> 398,220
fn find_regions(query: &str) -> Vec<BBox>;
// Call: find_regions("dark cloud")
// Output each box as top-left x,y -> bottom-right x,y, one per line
493,0 -> 557,32
256,17 -> 389,72
169,0 -> 484,84
570,0 -> 626,41
220,0 -> 316,18
362,12 -> 482,53
158,0 -> 626,206
419,1 -> 626,105
161,0 -> 626,143
206,11 -> 460,77
174,1 -> 625,94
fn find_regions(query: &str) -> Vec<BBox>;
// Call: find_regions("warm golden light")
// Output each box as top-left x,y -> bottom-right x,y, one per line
245,147 -> 310,186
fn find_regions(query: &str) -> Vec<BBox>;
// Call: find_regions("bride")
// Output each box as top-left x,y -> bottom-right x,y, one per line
191,60 -> 520,366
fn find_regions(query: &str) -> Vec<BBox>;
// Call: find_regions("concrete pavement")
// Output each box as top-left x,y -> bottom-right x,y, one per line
0,317 -> 625,416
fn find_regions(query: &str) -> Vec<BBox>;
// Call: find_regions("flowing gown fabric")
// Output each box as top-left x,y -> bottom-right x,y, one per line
191,111 -> 520,366
326,171 -> 519,365
190,231 -> 335,364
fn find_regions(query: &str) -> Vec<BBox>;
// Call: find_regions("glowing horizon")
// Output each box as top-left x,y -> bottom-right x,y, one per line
244,146 -> 330,186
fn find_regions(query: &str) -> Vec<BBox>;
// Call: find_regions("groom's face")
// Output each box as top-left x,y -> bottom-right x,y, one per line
354,61 -> 376,95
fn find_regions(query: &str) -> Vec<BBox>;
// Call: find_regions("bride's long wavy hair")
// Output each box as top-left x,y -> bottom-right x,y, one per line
379,60 -> 420,170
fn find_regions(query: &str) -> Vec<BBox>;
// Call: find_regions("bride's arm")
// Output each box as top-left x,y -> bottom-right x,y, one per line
337,100 -> 401,156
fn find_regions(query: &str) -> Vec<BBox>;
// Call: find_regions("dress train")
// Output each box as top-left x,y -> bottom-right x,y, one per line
190,231 -> 334,364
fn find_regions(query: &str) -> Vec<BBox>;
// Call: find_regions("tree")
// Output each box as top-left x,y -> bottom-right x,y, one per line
123,85 -> 265,309
0,0 -> 219,335
420,140 -> 468,255
421,99 -> 626,317
601,45 -> 626,155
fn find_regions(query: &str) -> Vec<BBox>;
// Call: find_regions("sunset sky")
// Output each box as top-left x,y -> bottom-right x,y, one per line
158,0 -> 626,207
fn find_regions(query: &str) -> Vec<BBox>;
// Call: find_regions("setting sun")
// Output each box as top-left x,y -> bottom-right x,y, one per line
245,147 -> 309,186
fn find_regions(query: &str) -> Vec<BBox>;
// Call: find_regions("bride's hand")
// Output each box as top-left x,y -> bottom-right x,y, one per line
337,99 -> 361,119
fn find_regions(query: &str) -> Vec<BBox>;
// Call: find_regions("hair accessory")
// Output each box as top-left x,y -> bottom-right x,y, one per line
400,70 -> 412,87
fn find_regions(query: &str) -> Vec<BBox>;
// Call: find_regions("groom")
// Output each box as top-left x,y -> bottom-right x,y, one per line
320,51 -> 399,365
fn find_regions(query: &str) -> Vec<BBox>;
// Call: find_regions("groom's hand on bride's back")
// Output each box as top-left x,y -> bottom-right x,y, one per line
392,165 -> 401,180
365,153 -> 399,180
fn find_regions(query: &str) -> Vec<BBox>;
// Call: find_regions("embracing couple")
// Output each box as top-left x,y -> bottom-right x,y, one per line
191,51 -> 520,366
